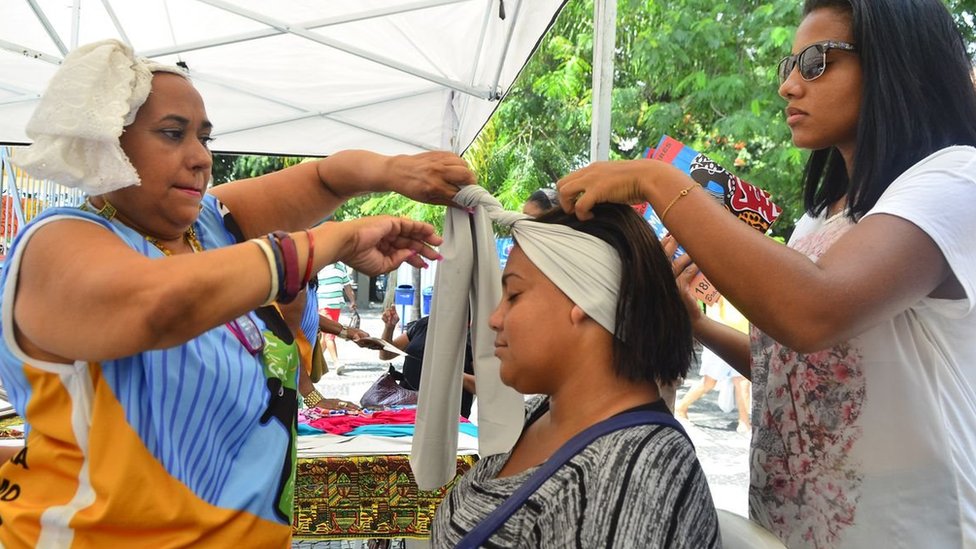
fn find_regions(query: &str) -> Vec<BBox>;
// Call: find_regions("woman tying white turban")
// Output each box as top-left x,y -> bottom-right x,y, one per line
429,193 -> 720,547
0,39 -> 473,546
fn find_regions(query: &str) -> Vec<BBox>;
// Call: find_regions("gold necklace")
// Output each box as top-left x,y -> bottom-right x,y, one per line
145,225 -> 203,255
81,198 -> 202,255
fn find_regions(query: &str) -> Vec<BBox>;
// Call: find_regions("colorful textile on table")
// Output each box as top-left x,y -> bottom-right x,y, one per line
307,409 -> 422,435
292,453 -> 477,540
297,406 -> 479,438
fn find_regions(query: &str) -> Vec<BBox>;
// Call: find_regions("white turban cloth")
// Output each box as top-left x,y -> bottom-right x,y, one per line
14,39 -> 186,195
463,185 -> 623,335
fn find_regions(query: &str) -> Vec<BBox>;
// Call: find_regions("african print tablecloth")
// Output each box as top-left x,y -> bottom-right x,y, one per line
292,453 -> 477,540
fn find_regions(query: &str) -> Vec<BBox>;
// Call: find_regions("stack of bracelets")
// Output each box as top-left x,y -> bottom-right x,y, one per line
250,229 -> 316,306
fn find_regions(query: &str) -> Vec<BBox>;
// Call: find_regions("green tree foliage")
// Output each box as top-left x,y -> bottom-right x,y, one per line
470,0 -> 808,236
211,154 -> 304,186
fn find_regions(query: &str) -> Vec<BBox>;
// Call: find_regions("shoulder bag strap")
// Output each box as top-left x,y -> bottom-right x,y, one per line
454,411 -> 689,548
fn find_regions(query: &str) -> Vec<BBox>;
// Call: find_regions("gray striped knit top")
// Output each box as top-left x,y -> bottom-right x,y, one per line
431,397 -> 721,548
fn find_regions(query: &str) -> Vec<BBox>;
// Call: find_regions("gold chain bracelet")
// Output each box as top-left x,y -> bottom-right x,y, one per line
660,183 -> 698,222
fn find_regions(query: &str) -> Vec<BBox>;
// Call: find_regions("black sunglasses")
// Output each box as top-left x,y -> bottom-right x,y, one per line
778,40 -> 857,84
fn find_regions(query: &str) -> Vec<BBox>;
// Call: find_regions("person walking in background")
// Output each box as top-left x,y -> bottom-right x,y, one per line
317,261 -> 357,373
675,297 -> 751,433
276,288 -> 370,410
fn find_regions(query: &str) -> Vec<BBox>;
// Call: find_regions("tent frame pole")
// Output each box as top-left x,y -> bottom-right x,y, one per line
590,0 -> 616,163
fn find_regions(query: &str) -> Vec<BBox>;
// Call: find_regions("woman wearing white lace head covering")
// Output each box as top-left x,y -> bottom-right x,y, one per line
430,201 -> 720,548
0,38 -> 473,546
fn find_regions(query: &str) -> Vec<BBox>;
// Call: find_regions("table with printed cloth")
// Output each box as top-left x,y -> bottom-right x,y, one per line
293,406 -> 481,541
292,451 -> 477,540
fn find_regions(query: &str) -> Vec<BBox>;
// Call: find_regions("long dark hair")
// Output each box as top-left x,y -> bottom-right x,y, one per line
802,0 -> 976,219
533,204 -> 693,385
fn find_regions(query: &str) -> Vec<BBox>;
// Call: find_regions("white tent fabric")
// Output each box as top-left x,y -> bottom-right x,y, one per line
0,0 -> 567,157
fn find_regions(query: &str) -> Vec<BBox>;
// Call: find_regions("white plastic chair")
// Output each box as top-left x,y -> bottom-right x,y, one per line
717,509 -> 786,549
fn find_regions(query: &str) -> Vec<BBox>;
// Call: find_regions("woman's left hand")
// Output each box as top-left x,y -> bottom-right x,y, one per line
386,151 -> 477,208
337,216 -> 443,275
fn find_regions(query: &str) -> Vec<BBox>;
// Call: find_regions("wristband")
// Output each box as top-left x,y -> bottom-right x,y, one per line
271,231 -> 300,304
338,327 -> 349,340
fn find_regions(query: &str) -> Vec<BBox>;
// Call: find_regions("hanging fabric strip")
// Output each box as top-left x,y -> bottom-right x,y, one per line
410,187 -> 524,490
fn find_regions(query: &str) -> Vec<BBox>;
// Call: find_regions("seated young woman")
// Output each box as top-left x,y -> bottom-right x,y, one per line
431,204 -> 720,547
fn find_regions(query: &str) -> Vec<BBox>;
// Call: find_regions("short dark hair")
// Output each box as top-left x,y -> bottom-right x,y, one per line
801,0 -> 976,220
525,188 -> 559,212
532,204 -> 693,385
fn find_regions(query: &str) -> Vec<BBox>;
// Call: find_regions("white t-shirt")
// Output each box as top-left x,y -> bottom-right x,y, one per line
749,146 -> 976,548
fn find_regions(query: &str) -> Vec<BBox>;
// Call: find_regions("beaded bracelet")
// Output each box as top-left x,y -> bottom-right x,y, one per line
251,238 -> 279,306
271,231 -> 300,304
300,228 -> 315,289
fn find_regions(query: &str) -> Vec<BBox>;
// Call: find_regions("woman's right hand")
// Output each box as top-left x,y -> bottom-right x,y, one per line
662,234 -> 704,328
335,216 -> 442,275
381,306 -> 399,328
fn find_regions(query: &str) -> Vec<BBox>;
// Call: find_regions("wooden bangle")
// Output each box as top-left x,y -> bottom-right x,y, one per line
271,231 -> 301,304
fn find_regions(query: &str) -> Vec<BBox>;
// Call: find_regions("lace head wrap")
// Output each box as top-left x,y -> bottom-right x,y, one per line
14,39 -> 187,195
454,185 -> 622,336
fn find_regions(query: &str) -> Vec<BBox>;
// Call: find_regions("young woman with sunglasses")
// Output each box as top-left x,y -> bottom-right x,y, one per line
556,0 -> 976,546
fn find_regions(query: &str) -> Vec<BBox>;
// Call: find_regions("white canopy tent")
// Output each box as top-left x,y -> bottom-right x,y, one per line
0,0 -> 568,157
